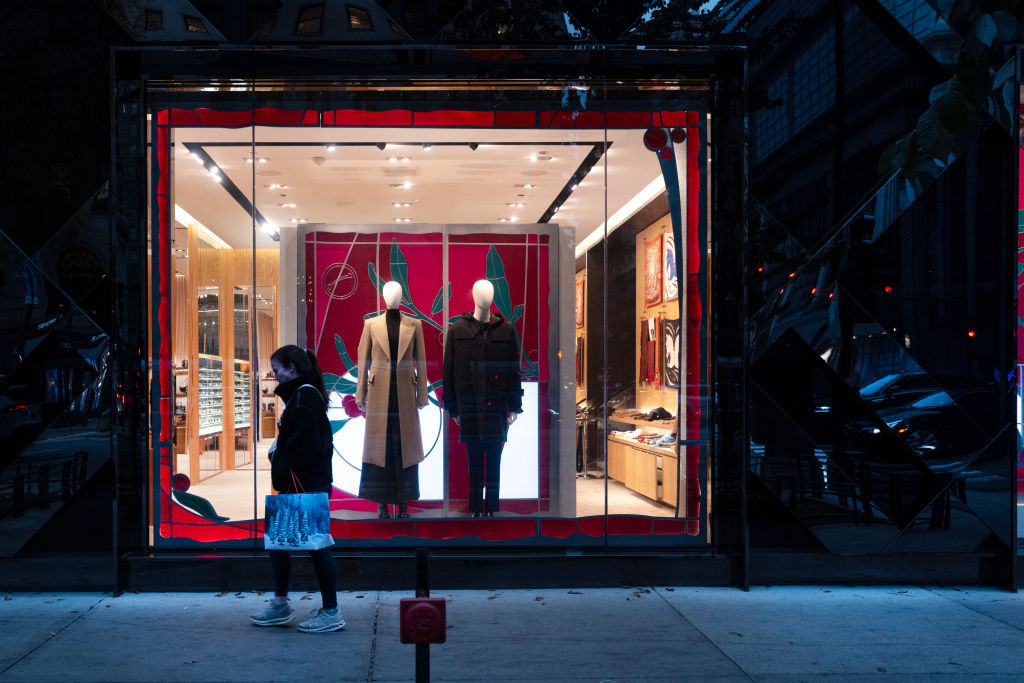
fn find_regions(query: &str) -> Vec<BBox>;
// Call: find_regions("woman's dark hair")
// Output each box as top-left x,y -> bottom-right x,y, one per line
271,345 -> 329,405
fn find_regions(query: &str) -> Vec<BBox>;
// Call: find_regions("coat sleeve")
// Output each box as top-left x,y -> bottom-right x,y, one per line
506,323 -> 523,414
354,319 -> 371,406
414,320 -> 429,408
442,324 -> 458,418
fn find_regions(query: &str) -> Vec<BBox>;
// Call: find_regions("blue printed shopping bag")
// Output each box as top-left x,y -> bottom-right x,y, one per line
264,491 -> 333,551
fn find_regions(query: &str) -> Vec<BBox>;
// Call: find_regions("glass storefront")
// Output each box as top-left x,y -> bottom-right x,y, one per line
147,80 -> 713,548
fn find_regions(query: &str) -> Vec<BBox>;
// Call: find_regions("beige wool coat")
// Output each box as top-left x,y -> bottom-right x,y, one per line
354,312 -> 430,469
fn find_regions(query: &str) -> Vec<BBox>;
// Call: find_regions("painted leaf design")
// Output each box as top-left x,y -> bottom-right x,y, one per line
389,238 -> 410,302
511,304 -> 524,322
485,245 -> 514,319
334,333 -> 356,371
329,419 -> 349,435
431,283 -> 451,316
367,262 -> 384,294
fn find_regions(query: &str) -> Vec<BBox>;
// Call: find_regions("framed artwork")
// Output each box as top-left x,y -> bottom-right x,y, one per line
663,232 -> 678,302
644,237 -> 662,307
663,317 -> 681,388
575,278 -> 585,329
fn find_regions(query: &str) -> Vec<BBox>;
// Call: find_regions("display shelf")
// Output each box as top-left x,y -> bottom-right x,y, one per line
196,356 -> 223,435
232,363 -> 250,429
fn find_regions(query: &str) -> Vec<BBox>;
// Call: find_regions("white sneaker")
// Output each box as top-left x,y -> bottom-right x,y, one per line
250,601 -> 292,626
297,607 -> 346,633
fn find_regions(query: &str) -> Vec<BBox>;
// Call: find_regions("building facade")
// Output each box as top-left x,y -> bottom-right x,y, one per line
0,0 -> 1020,591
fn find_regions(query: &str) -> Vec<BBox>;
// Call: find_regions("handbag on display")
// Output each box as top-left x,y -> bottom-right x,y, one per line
264,471 -> 333,551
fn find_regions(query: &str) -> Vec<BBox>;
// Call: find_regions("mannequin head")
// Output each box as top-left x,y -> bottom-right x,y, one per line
472,279 -> 494,312
382,281 -> 403,309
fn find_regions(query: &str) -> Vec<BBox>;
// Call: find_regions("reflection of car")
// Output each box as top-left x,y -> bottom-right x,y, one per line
849,388 -> 998,459
858,372 -> 990,410
0,395 -> 43,440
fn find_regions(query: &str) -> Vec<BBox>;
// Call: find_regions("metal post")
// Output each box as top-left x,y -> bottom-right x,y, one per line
416,547 -> 429,683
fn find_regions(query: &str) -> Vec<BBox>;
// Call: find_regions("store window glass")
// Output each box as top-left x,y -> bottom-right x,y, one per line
148,79 -> 711,548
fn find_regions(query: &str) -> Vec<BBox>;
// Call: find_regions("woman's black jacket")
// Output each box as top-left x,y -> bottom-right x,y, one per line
272,376 -> 333,494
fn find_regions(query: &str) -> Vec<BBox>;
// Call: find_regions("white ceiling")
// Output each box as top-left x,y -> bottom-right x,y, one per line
171,125 -> 664,250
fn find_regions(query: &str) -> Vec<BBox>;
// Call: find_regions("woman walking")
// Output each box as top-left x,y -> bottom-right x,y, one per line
250,345 -> 344,633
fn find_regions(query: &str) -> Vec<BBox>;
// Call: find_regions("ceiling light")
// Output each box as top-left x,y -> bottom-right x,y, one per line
392,202 -> 411,207
403,181 -> 412,189
279,202 -> 296,208
394,217 -> 412,223
423,144 -> 432,151
509,216 -> 518,222
246,158 -> 254,163
499,218 -> 507,223
388,157 -> 410,163
506,202 -> 525,207
326,144 -> 336,152
515,184 -> 534,189
298,218 -> 307,223
258,158 -> 267,164
529,154 -> 537,162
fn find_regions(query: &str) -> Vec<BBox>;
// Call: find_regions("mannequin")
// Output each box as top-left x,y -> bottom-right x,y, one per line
355,280 -> 430,519
443,279 -> 523,517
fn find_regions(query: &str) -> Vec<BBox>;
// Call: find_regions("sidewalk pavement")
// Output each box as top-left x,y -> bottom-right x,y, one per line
2,586 -> 1023,681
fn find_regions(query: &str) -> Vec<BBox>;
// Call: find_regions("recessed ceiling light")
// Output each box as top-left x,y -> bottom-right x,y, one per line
246,158 -> 253,164
392,202 -> 411,208
529,154 -> 537,162
394,217 -> 412,223
388,157 -> 410,163
509,216 -> 518,222
279,203 -> 296,208
422,144 -> 432,151
267,183 -> 287,190
506,202 -> 525,207
326,144 -> 336,152
499,218 -> 507,223
298,218 -> 307,223
403,181 -> 412,189
515,183 -> 534,189
258,158 -> 268,164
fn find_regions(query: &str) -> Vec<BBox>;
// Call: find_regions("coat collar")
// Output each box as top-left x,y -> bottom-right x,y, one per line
370,310 -> 415,359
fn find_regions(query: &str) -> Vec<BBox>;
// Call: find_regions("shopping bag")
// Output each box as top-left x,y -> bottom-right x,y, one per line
264,492 -> 334,550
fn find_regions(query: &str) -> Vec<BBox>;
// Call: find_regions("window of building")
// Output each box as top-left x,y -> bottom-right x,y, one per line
145,9 -> 163,31
296,4 -> 325,36
146,81 -> 712,549
184,15 -> 209,33
347,5 -> 373,31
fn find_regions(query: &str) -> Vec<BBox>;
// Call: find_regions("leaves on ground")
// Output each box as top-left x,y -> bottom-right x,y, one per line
664,588 -> 675,592
300,595 -> 312,600
185,660 -> 197,664
567,590 -> 582,594
534,596 -> 544,602
487,595 -> 500,600
877,667 -> 887,673
729,632 -> 743,637
215,592 -> 228,597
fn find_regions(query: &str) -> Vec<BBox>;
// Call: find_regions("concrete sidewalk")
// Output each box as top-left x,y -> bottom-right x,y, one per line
1,586 -> 1022,681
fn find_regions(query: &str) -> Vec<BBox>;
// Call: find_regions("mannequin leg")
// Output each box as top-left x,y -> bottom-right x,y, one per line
484,441 -> 504,514
466,442 -> 485,514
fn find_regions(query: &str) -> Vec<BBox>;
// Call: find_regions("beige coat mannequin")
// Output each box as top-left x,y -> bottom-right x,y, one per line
354,281 -> 429,471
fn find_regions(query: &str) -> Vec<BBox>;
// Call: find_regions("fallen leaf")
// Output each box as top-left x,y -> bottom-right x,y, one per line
949,662 -> 961,666
729,632 -> 743,637
447,625 -> 455,629
49,632 -> 56,637
70,610 -> 79,614
186,660 -> 197,664
300,595 -> 312,600
3,596 -> 12,601
664,588 -> 675,592
235,592 -> 242,596
356,595 -> 365,599
567,590 -> 582,595
487,595 -> 499,600
822,590 -> 831,593
255,591 -> 265,596
105,605 -> 111,608
534,597 -> 544,602
877,667 -> 887,673
216,592 -> 228,597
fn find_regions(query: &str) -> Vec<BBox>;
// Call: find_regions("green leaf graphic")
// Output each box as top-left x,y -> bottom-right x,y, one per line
330,418 -> 349,434
431,283 -> 451,315
367,262 -> 384,294
485,246 -> 514,319
512,304 -> 524,322
389,238 -> 410,302
334,333 -> 356,371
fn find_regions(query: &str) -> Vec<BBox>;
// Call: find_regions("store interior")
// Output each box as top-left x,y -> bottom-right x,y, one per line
164,119 -> 699,524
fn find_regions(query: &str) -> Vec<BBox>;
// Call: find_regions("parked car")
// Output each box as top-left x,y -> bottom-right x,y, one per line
858,372 -> 992,410
847,388 -> 1000,461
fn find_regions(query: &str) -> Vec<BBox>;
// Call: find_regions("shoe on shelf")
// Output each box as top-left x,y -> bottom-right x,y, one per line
250,601 -> 292,627
298,607 -> 346,633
